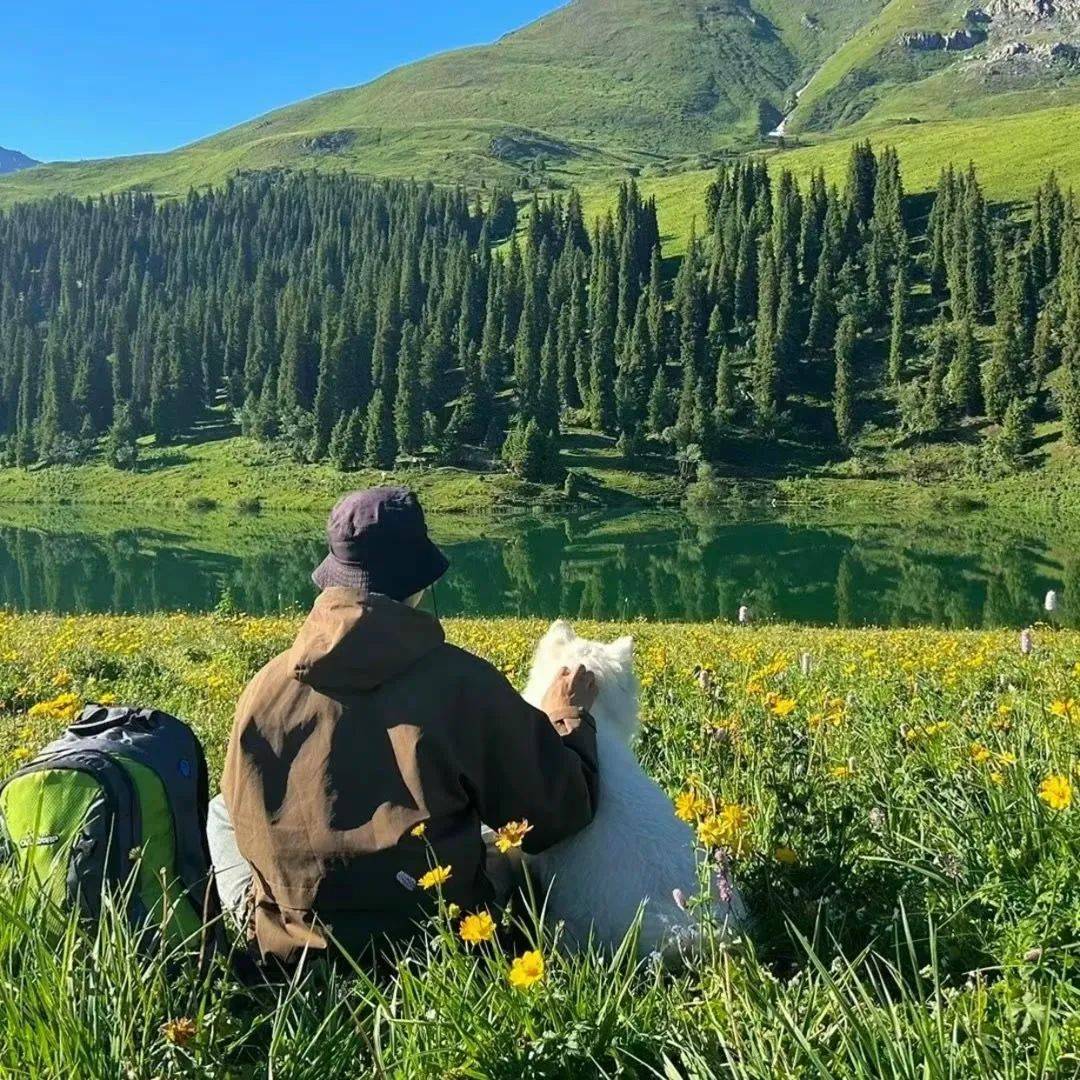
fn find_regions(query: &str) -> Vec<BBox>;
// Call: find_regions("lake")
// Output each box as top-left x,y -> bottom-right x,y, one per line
0,508 -> 1071,628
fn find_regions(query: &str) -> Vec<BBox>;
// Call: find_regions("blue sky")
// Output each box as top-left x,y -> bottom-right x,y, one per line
9,1 -> 560,163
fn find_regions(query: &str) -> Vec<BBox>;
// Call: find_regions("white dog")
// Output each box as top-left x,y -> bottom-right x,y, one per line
521,621 -> 744,958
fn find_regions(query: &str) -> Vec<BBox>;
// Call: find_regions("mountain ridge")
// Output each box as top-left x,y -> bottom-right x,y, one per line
0,0 -> 887,203
5,0 -> 1080,207
0,147 -> 39,176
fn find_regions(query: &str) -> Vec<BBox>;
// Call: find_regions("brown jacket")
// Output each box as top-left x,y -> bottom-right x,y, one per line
221,587 -> 598,963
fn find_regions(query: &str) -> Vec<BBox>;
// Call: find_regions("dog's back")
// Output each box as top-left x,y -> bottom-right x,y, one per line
521,621 -> 741,956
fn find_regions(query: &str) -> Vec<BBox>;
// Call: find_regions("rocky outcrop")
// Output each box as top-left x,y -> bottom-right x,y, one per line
901,27 -> 987,50
984,0 -> 1080,19
902,30 -> 946,49
489,131 -> 575,164
986,38 -> 1080,60
947,27 -> 989,47
301,131 -> 355,156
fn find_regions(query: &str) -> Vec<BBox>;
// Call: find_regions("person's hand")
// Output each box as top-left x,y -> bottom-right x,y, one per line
540,664 -> 598,717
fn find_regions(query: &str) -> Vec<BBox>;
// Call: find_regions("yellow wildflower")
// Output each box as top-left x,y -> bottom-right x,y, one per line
774,846 -> 798,865
418,865 -> 452,890
161,1017 -> 197,1047
1039,774 -> 1072,811
770,697 -> 797,717
830,765 -> 853,780
697,803 -> 752,854
410,822 -> 427,838
458,911 -> 496,945
970,743 -> 992,765
9,747 -> 30,763
494,820 -> 533,852
508,950 -> 545,989
674,790 -> 709,823
989,771 -> 1005,786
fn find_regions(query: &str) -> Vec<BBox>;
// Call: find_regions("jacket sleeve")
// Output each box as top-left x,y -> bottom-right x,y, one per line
464,658 -> 599,854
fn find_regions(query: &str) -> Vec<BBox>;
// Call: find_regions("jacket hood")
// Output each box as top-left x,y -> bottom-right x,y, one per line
288,587 -> 445,692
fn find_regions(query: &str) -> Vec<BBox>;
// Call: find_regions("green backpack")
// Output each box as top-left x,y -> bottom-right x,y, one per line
0,704 -> 219,947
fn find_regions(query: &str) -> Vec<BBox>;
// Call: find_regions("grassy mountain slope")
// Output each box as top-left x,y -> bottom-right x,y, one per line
788,0 -> 1080,136
0,0 -> 882,206
581,103 -> 1080,256
788,0 -> 963,131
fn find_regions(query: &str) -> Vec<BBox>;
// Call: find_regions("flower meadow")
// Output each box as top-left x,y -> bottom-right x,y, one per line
0,611 -> 1078,1076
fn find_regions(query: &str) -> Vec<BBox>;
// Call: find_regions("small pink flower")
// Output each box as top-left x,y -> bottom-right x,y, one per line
713,850 -> 734,903
672,888 -> 688,911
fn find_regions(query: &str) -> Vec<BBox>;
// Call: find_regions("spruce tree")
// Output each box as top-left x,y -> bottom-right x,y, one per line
393,324 -> 423,455
105,402 -> 139,470
983,311 -> 1021,423
998,397 -> 1033,467
948,315 -> 982,417
647,366 -> 673,436
833,314 -> 856,442
364,387 -> 397,468
589,265 -> 618,433
715,346 -> 735,419
752,238 -> 778,425
329,408 -> 366,471
887,238 -> 910,385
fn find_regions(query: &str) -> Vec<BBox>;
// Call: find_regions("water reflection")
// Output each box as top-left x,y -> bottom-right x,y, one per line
0,515 -> 1069,628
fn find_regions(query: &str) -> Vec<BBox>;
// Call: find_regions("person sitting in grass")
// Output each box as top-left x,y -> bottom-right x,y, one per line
208,487 -> 599,967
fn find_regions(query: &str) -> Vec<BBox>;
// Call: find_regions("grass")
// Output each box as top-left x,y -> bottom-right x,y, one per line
0,432 -> 535,516
0,611 -> 1077,1074
576,100 -> 1080,260
786,0 -> 958,133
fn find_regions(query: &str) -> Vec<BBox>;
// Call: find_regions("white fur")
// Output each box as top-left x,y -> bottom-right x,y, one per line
521,621 -> 744,958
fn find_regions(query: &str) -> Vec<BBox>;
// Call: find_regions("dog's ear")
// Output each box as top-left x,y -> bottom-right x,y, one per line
543,620 -> 577,647
608,635 -> 634,666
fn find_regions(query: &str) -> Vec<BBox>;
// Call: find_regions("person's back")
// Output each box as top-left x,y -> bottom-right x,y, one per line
217,488 -> 599,965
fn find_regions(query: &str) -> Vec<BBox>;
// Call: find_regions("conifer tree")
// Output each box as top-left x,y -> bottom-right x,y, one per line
537,325 -> 560,435
948,315 -> 982,417
110,315 -> 132,409
925,317 -> 950,432
589,264 -> 618,433
647,366 -> 672,436
715,346 -> 735,419
328,408 -> 366,472
105,401 -> 138,470
364,387 -> 396,468
833,314 -> 856,442
983,311 -> 1021,423
887,239 -> 909,385
394,323 -> 423,454
752,238 -> 779,425
998,397 -> 1033,467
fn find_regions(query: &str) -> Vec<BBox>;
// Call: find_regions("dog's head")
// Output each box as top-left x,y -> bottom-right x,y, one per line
524,620 -> 639,744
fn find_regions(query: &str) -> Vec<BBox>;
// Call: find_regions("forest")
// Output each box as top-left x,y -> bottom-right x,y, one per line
0,146 -> 1076,481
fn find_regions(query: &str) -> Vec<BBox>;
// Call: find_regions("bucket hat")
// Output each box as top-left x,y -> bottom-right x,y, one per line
312,487 -> 449,600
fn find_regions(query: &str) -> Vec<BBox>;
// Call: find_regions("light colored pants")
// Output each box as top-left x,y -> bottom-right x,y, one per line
207,794 -> 254,920
206,794 -> 524,921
